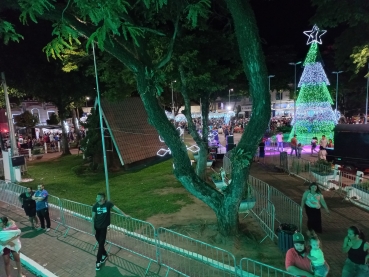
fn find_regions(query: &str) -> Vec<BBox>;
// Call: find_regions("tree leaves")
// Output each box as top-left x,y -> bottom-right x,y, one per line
185,0 -> 211,28
0,20 -> 23,44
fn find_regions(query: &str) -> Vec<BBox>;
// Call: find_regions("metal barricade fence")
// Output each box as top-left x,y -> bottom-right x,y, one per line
309,162 -> 337,190
239,258 -> 294,277
223,151 -> 232,176
347,173 -> 369,208
287,157 -> 311,182
47,195 -> 64,231
249,190 -> 276,242
59,199 -> 93,237
268,186 -> 302,232
0,181 -> 26,210
107,213 -> 158,269
248,175 -> 269,199
156,227 -> 237,277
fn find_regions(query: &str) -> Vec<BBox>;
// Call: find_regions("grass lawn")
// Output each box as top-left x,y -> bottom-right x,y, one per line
25,155 -> 193,220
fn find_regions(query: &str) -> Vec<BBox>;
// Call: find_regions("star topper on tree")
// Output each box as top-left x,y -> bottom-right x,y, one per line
303,24 -> 327,45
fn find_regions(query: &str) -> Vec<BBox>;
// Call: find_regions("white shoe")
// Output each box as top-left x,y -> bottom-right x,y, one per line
46,228 -> 50,232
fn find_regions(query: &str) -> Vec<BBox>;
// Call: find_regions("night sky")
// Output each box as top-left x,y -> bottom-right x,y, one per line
0,1 -> 343,89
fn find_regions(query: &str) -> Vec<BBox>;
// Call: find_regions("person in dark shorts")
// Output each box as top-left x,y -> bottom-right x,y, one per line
92,192 -> 129,271
0,216 -> 26,277
19,187 -> 39,229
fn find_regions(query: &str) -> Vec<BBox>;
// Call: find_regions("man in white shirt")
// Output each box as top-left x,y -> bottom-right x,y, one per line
276,132 -> 284,151
319,135 -> 327,148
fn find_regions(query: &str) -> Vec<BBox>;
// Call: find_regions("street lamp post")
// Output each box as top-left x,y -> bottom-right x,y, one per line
268,75 -> 275,130
332,71 -> 343,112
85,96 -> 90,107
171,80 -> 176,115
289,61 -> 302,128
228,88 -> 233,110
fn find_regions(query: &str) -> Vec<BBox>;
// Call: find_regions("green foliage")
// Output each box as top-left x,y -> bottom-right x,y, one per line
185,0 -> 211,28
14,110 -> 38,128
0,87 -> 26,108
0,20 -> 23,44
311,0 -> 369,73
80,108 -> 101,161
19,0 -> 55,24
46,113 -> 60,125
276,125 -> 292,133
43,23 -> 81,60
26,155 -> 194,219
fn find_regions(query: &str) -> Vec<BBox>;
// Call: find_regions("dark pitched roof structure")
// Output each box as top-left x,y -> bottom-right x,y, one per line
100,97 -> 165,165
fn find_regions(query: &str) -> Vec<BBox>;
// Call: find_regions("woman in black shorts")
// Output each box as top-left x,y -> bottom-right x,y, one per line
18,187 -> 39,229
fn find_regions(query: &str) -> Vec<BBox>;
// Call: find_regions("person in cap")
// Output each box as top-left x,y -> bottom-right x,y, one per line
285,232 -> 329,277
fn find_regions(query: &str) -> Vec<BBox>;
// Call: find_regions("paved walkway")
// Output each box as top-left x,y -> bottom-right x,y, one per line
7,144 -> 369,276
250,157 -> 369,277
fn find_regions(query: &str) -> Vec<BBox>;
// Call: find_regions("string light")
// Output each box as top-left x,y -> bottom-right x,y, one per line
303,24 -> 326,45
156,127 -> 199,157
289,26 -> 336,143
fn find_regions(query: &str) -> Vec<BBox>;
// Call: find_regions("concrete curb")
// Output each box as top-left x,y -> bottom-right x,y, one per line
21,253 -> 58,277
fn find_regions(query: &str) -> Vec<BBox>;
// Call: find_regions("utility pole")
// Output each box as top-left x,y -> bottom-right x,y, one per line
171,80 -> 176,115
92,44 -> 111,200
332,71 -> 343,112
268,75 -> 275,131
289,61 -> 302,131
228,88 -> 233,110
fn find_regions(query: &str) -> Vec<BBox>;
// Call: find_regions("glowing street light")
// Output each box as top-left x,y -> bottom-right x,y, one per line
85,96 -> 90,107
228,88 -> 233,111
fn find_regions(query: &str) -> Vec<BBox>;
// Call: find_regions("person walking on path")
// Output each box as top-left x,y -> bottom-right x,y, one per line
341,226 -> 369,277
0,216 -> 26,277
18,187 -> 39,229
32,184 -> 51,232
276,132 -> 284,151
285,232 -> 329,277
92,192 -> 129,271
311,137 -> 318,155
301,182 -> 329,234
318,146 -> 327,161
290,134 -> 298,156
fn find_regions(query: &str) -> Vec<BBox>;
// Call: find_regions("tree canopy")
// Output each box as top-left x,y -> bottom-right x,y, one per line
0,0 -> 270,237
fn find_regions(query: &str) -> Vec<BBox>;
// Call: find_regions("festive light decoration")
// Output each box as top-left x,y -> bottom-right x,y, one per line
303,24 -> 326,45
156,127 -> 199,157
289,26 -> 336,144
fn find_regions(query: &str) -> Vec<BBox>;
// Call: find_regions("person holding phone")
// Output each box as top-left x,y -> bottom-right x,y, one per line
342,226 -> 369,277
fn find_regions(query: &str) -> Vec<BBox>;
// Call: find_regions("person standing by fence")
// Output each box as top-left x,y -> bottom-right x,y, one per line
18,187 -> 39,229
301,182 -> 329,234
32,184 -> 51,232
341,226 -> 369,277
92,192 -> 129,271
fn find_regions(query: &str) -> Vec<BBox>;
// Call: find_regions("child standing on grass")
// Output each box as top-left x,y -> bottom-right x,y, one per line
297,143 -> 303,158
307,236 -> 328,277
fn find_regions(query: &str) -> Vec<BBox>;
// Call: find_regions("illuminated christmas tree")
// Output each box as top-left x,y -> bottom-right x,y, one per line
289,25 -> 336,144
